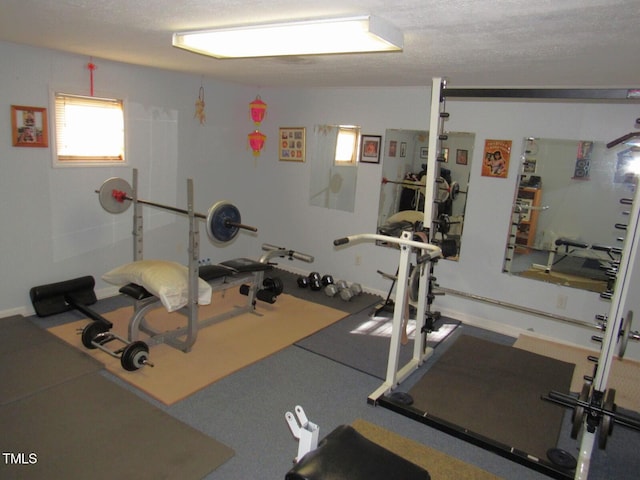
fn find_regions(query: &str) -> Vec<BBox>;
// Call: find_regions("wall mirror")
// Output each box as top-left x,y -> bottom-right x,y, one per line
377,129 -> 475,259
309,124 -> 360,213
503,136 -> 637,293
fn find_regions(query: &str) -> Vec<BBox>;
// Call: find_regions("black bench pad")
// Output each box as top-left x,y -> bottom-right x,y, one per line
285,425 -> 430,480
220,258 -> 272,273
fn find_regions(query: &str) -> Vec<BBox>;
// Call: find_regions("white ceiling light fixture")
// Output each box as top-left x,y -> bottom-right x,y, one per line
172,15 -> 403,59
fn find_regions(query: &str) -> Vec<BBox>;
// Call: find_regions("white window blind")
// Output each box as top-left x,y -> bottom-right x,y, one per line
335,126 -> 359,164
54,93 -> 125,165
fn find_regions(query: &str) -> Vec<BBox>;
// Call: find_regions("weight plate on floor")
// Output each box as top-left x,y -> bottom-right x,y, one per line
206,201 -> 241,243
388,391 -> 414,406
571,382 -> 591,439
98,177 -> 133,214
546,448 -> 577,470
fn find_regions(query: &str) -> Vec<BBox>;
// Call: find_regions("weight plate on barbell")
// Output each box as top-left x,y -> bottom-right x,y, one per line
206,201 -> 241,243
81,321 -> 110,349
98,177 -> 133,214
598,389 -> 616,450
571,382 -> 591,439
121,341 -> 150,371
618,311 -> 633,358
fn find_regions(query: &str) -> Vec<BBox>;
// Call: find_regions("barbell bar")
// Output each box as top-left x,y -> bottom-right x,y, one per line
96,176 -> 257,243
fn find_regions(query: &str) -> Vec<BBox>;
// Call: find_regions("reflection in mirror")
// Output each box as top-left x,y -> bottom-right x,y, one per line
503,137 -> 636,293
376,129 -> 475,259
309,124 -> 360,213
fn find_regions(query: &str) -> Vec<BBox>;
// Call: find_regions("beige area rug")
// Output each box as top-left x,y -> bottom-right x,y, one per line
514,334 -> 640,412
351,419 -> 502,480
48,291 -> 347,405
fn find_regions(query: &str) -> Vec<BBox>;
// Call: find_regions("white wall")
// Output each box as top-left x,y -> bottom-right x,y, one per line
2,40 -> 639,362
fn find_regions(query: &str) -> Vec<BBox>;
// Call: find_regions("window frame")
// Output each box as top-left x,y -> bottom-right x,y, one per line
51,90 -> 128,168
334,126 -> 361,166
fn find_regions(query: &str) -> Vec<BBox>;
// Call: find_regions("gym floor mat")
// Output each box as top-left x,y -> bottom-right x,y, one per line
48,291 -> 347,405
406,335 -> 573,465
0,372 -> 234,480
351,419 -> 503,480
0,315 -> 102,406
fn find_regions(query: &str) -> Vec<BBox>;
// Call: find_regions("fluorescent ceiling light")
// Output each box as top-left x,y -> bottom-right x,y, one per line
172,16 -> 403,59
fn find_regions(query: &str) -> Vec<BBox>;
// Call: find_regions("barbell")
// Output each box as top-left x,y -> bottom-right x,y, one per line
96,176 -> 257,243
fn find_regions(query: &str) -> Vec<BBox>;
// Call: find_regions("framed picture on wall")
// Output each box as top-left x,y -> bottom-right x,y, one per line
11,105 -> 48,147
400,142 -> 407,157
456,149 -> 468,165
420,147 -> 428,159
360,135 -> 382,163
279,127 -> 305,162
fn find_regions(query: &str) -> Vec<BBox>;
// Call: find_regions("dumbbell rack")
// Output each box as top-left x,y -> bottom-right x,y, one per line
545,145 -> 640,479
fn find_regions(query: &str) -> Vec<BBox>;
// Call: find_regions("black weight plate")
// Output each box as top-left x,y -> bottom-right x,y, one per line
206,201 -> 241,243
547,448 -> 577,470
121,341 -> 149,371
81,321 -> 110,349
388,391 -> 414,406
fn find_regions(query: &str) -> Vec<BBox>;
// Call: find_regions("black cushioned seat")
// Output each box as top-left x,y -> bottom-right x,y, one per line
285,425 -> 430,480
219,257 -> 272,273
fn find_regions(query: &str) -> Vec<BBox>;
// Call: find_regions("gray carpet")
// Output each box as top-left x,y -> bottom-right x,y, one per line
0,315 -> 234,480
407,335 -> 574,463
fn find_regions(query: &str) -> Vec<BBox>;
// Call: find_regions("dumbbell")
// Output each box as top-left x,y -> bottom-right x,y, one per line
308,272 -> 322,291
336,281 -> 364,301
263,277 -> 284,296
297,276 -> 309,288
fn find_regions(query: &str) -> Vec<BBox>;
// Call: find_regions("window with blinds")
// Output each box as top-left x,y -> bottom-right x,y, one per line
54,93 -> 126,166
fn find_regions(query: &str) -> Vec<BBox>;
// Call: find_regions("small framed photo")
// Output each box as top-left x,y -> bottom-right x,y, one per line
388,140 -> 397,157
420,147 -> 429,159
360,135 -> 382,164
11,105 -> 48,147
279,127 -> 305,162
441,147 -> 449,162
400,142 -> 407,158
456,149 -> 468,165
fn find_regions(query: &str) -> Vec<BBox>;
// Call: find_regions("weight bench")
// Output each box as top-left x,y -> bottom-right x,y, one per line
285,424 -> 430,480
536,238 -> 621,274
118,257 -> 278,352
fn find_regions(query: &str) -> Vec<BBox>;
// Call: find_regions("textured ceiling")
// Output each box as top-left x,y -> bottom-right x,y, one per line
1,0 -> 639,88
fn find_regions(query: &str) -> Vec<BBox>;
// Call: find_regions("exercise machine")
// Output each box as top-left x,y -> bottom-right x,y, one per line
334,231 -> 441,403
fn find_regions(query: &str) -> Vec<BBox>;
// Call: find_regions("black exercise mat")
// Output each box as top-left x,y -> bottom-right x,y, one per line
0,372 -> 234,479
407,334 -> 573,462
296,307 -> 459,379
271,267 -> 382,314
0,315 -> 102,405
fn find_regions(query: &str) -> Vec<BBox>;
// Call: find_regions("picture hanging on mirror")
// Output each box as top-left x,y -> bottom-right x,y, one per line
388,140 -> 397,157
481,139 -> 512,178
279,127 -> 305,162
360,135 -> 382,163
456,149 -> 468,165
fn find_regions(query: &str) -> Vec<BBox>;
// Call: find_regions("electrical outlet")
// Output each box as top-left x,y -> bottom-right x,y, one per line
556,294 -> 568,310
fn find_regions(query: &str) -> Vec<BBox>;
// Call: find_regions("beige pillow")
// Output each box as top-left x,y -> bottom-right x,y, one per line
103,260 -> 212,312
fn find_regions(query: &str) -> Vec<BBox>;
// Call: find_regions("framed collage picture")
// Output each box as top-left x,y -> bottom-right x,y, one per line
279,127 -> 305,162
11,105 -> 48,147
